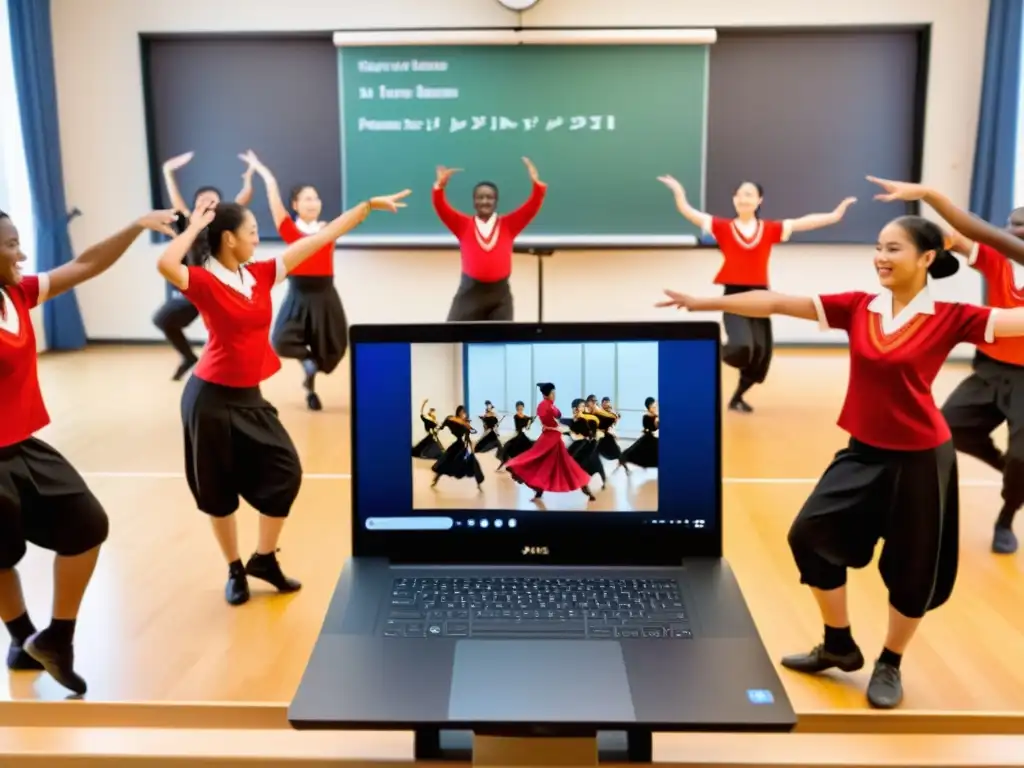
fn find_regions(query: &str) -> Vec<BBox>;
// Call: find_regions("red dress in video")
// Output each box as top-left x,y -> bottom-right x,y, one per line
504,398 -> 591,492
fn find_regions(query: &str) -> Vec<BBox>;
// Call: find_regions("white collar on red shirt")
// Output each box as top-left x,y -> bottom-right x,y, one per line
867,286 -> 935,334
294,217 -> 325,236
206,257 -> 255,298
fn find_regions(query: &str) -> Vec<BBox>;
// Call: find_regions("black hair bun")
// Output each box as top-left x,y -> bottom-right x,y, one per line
928,250 -> 960,279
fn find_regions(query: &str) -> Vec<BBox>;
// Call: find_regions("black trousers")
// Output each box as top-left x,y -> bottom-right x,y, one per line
788,438 -> 959,619
180,377 -> 302,519
721,284 -> 773,390
0,438 -> 109,569
272,276 -> 348,375
153,294 -> 199,361
447,275 -> 513,322
942,351 -> 1024,516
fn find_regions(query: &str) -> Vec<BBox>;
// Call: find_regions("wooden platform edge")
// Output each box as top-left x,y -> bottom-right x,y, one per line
2,728 -> 1024,767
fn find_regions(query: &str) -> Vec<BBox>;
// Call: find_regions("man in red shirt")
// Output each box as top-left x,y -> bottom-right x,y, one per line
942,207 -> 1024,555
433,157 -> 546,321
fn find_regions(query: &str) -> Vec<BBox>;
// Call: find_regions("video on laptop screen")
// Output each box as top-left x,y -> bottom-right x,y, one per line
353,339 -> 718,534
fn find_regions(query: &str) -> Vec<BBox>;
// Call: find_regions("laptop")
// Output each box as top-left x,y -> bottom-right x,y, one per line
289,320 -> 796,746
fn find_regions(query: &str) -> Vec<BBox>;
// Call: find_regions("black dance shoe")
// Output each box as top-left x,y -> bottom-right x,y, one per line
993,525 -> 1018,554
866,661 -> 903,709
225,565 -> 250,606
728,396 -> 753,413
6,642 -> 43,671
780,643 -> 864,674
23,633 -> 87,695
245,550 -> 302,593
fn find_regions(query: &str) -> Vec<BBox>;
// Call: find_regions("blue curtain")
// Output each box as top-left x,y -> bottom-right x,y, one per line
7,0 -> 86,350
969,0 -> 1023,223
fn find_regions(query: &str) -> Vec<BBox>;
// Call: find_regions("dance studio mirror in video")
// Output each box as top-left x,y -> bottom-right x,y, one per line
410,342 -> 659,512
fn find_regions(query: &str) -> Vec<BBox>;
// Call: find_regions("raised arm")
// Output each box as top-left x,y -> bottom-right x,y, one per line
657,175 -> 711,231
280,190 -> 410,274
502,157 -> 547,235
47,211 -> 176,300
157,206 -> 213,292
432,165 -> 470,234
234,159 -> 255,206
162,152 -> 194,215
868,175 -> 1024,267
241,151 -> 290,227
656,288 -> 818,321
787,197 -> 857,234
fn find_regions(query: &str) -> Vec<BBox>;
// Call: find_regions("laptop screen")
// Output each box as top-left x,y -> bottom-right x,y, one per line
351,331 -> 720,556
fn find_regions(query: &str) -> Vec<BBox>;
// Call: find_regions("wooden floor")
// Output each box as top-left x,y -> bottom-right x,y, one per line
4,346 -> 1023,717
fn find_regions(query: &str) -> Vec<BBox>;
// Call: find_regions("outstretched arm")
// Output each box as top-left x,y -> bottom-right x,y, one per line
432,165 -> 470,234
787,197 -> 857,234
994,308 -> 1024,338
241,151 -> 290,228
162,152 -> 194,215
158,207 -> 212,292
234,161 -> 255,206
656,289 -> 818,321
48,211 -> 176,300
657,175 -> 711,231
503,157 -> 547,235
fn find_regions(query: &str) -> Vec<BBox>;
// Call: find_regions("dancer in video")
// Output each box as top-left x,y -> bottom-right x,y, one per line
657,175 -> 856,412
157,188 -> 409,606
927,202 -> 1024,554
433,157 -> 546,321
621,397 -> 659,470
241,151 -> 347,411
657,205 -> 1024,710
587,395 -> 629,473
2,207 -> 176,694
504,383 -> 596,502
474,401 -> 503,454
496,401 -> 534,471
431,406 -> 485,489
155,151 -> 254,381
567,399 -> 606,489
412,399 -> 444,460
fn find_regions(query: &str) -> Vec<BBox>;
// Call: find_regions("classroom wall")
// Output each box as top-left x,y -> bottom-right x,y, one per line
49,0 -> 989,351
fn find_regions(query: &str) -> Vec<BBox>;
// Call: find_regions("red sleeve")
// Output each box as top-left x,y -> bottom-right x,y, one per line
17,275 -> 41,309
432,186 -> 470,235
537,399 -> 555,427
969,242 -> 1005,281
951,302 -> 996,346
277,217 -> 303,245
502,182 -> 547,236
181,266 -> 213,304
761,219 -> 785,246
813,292 -> 867,332
709,216 -> 731,243
245,258 -> 280,286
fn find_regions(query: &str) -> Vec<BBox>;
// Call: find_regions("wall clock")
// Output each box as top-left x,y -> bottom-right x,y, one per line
496,0 -> 541,10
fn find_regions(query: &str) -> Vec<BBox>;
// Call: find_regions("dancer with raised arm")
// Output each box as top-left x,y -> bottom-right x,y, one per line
657,175 -> 855,412
241,151 -> 348,411
154,151 -> 254,381
434,158 -> 546,321
867,176 -> 1024,555
2,208 -> 175,694
657,212 -> 1024,709
157,189 -> 409,606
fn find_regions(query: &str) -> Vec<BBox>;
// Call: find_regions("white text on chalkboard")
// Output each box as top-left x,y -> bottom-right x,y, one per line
356,115 -> 617,132
356,60 -> 450,73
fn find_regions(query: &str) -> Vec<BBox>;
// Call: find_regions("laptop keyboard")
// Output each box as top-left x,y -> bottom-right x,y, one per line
383,576 -> 691,640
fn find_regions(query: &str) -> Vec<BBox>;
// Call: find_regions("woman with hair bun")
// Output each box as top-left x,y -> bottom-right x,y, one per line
157,189 -> 409,607
657,175 -> 856,412
657,208 -> 1024,711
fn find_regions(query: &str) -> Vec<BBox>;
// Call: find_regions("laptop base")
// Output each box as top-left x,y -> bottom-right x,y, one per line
414,728 -> 653,764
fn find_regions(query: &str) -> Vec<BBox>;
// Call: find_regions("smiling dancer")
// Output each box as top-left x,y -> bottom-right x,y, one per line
154,151 -> 254,381
2,207 -> 175,694
657,175 -> 856,412
434,158 -> 546,321
504,383 -> 596,502
657,209 -> 1024,709
157,189 -> 408,606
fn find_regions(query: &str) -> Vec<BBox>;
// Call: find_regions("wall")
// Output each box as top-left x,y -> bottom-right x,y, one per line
409,343 -> 463,437
49,0 -> 989,353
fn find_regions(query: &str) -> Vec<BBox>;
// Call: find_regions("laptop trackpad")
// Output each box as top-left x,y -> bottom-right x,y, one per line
448,640 -> 636,722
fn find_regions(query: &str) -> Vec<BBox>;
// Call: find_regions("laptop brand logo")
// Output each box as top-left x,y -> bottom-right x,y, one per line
521,546 -> 549,556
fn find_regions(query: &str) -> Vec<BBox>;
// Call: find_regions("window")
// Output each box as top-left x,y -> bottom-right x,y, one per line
0,1 -> 33,267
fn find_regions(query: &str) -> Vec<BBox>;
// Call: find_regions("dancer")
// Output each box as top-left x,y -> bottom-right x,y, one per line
241,152 -> 347,411
496,401 -> 534,471
155,151 -> 254,380
875,182 -> 1024,555
621,397 -> 659,470
587,395 -> 629,473
157,189 -> 409,606
412,399 -> 444,460
657,175 -> 856,412
434,157 -> 546,321
504,383 -> 596,502
431,406 -> 485,489
657,212 -> 1024,709
2,207 -> 176,694
566,399 -> 606,489
474,401 -> 503,454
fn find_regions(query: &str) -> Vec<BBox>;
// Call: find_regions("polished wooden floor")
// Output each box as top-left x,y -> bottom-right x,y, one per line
4,347 -> 1023,716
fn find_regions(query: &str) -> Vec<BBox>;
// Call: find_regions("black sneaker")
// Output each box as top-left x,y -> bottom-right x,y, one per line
866,661 -> 903,709
993,525 -> 1018,555
23,633 -> 87,695
780,643 -> 865,674
6,642 -> 43,671
245,550 -> 302,593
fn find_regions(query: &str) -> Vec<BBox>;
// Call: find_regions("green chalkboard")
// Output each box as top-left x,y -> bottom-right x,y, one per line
337,44 -> 707,246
